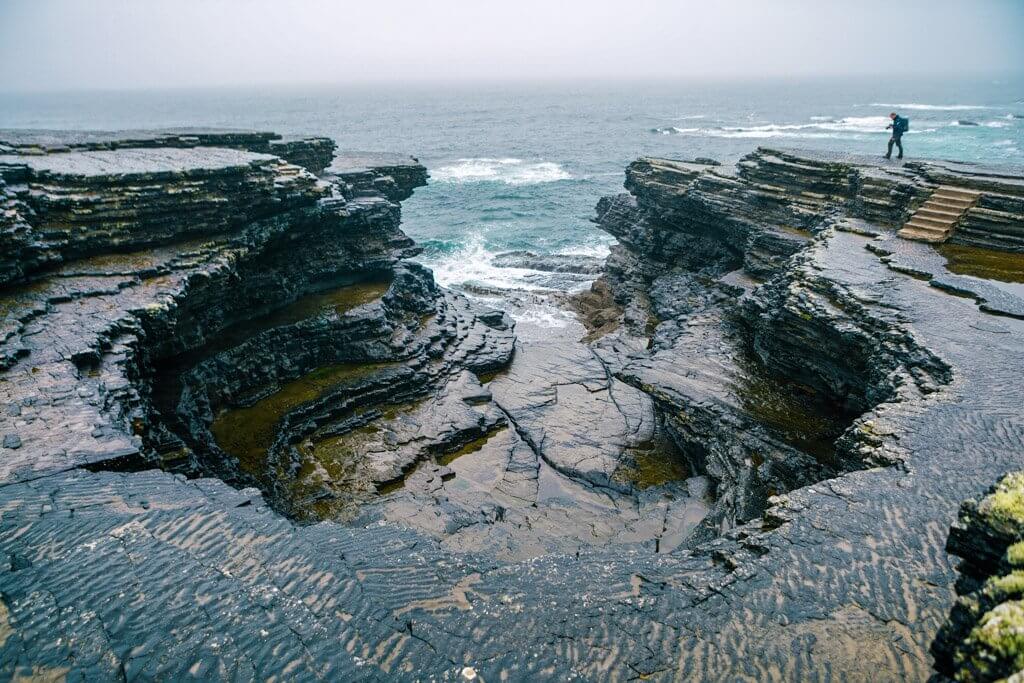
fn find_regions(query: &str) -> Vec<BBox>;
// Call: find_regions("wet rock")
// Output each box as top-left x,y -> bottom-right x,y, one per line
934,472 -> 1024,681
2,433 -> 20,449
0,147 -> 327,287
3,141 -> 1024,680
0,128 -> 337,174
327,152 -> 429,202
568,277 -> 623,341
491,250 -> 605,274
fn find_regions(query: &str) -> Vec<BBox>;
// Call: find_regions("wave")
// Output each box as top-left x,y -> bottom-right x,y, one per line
424,233 -> 546,291
512,306 -> 579,332
869,102 -> 991,111
651,126 -> 700,135
653,115 -> 942,139
742,115 -> 891,133
555,242 -> 612,259
655,126 -> 849,140
671,114 -> 706,121
422,233 -> 599,296
432,157 -> 571,185
949,119 -> 1011,128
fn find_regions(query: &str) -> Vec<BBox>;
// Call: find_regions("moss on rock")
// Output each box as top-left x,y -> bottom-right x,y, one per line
958,600 -> 1024,682
937,472 -> 1024,681
983,472 -> 1024,535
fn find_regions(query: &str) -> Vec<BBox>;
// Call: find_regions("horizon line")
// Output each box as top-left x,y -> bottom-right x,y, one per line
3,70 -> 1024,96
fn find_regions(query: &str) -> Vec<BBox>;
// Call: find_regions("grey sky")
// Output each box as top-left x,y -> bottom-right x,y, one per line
1,0 -> 1022,91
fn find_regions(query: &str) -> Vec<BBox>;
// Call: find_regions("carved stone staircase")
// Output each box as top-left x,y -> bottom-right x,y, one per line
898,185 -> 982,243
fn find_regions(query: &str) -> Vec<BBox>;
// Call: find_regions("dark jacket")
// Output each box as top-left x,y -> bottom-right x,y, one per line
891,115 -> 908,137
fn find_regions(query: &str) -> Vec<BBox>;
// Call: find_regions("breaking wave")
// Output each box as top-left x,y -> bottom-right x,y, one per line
652,115 -> 939,139
432,158 -> 571,185
422,233 -> 604,295
949,119 -> 1012,128
869,102 -> 992,111
425,233 -> 548,291
555,242 -> 612,259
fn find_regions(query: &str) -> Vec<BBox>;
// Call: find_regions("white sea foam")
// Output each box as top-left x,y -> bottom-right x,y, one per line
432,158 -> 571,185
671,114 -> 706,121
869,102 -> 991,111
512,307 -> 577,329
425,234 -> 551,291
949,119 -> 1011,128
556,242 -> 612,259
658,114 -> 940,139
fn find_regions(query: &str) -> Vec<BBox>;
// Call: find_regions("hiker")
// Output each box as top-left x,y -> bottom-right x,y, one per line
884,112 -> 909,160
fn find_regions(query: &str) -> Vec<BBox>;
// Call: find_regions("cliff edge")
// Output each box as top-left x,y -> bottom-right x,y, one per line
2,139 -> 1023,681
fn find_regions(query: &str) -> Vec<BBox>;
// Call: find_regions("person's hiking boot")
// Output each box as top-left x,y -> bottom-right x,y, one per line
883,155 -> 891,160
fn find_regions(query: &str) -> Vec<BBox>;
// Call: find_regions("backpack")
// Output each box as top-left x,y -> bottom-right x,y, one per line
898,117 -> 910,133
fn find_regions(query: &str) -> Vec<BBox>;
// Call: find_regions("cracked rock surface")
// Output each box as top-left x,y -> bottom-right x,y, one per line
2,139 -> 1024,680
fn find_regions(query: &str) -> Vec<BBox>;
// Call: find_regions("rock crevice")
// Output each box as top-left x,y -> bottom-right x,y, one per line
2,140 -> 1024,681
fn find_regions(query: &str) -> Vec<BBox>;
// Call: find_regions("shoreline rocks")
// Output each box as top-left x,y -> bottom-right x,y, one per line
934,472 -> 1024,681
2,136 -> 1024,680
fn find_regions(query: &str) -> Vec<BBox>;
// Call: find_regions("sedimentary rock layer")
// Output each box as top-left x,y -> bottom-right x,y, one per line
0,128 -> 338,174
934,472 -> 1024,681
2,139 -> 1023,681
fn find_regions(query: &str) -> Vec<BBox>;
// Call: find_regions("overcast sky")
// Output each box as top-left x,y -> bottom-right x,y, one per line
1,0 -> 1022,91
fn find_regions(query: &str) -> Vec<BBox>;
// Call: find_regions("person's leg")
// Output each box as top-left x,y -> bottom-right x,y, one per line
885,137 -> 894,159
896,136 -> 903,159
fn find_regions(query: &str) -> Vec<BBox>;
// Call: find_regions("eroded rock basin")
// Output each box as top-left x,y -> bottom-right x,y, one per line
3,136 -> 1024,681
364,309 -> 717,560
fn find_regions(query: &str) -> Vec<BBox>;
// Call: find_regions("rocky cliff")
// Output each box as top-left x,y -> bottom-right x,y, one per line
1,138 -> 1023,681
577,147 -> 1024,678
0,129 -> 514,522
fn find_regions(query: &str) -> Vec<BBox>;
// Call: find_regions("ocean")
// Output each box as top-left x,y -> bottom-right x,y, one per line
3,76 -> 1022,300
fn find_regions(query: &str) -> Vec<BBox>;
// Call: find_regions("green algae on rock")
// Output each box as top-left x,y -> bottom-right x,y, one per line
732,344 -> 850,466
613,438 -> 690,490
211,362 -> 395,475
938,244 -> 1024,285
6,137 -> 1024,680
436,425 -> 508,467
935,471 -> 1024,681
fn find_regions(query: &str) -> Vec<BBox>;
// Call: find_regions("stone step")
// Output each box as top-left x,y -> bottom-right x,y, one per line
916,207 -> 963,221
899,184 -> 982,243
902,217 -> 951,232
932,193 -> 979,206
901,221 -> 952,237
935,185 -> 982,200
897,226 -> 947,242
930,194 -> 976,208
910,214 -> 957,229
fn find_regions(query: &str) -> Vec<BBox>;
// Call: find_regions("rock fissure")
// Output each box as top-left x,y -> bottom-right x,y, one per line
2,136 -> 1024,680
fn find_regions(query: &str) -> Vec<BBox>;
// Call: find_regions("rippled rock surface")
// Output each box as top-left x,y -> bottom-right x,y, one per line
2,140 -> 1024,681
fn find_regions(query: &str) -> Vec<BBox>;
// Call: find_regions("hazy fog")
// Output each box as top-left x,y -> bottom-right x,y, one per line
1,0 -> 1022,91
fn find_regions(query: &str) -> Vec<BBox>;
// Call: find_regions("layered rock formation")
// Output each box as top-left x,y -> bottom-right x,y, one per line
0,128 -> 337,174
0,129 -> 518,520
2,138 -> 1023,681
574,147 -> 1024,677
934,472 -> 1024,681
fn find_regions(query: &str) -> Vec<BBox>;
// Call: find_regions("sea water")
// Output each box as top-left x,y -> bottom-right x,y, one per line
3,76 -> 1022,297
